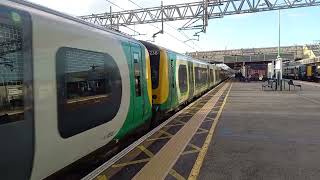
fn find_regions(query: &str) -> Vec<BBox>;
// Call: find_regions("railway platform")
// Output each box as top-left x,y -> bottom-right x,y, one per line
82,80 -> 320,180
199,81 -> 320,180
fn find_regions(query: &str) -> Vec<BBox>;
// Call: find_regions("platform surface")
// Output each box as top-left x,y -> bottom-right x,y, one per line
199,81 -> 320,180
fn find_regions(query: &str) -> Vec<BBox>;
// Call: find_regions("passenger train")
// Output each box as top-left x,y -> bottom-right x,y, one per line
283,60 -> 320,82
0,1 -> 227,180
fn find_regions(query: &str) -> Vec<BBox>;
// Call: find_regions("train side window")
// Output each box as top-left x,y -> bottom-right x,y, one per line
56,47 -> 122,138
133,52 -> 141,96
178,65 -> 187,93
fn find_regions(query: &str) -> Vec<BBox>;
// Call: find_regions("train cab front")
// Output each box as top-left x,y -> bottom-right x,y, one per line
0,4 -> 34,180
140,41 -> 170,114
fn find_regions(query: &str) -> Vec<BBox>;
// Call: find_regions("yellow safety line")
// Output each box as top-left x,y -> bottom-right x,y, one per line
139,142 -> 187,179
181,150 -> 200,155
188,143 -> 201,151
164,123 -> 185,128
174,119 -> 187,125
195,131 -> 207,135
111,146 -> 155,169
198,127 -> 209,132
147,125 -> 182,141
96,175 -> 108,180
188,83 -> 232,180
146,136 -> 172,142
159,130 -> 174,137
169,169 -> 186,180
111,158 -> 151,168
195,127 -> 209,135
137,145 -> 154,158
203,117 -> 215,122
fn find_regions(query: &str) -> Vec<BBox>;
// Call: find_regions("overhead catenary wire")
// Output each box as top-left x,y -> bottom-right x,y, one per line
104,0 -> 197,52
127,0 -> 200,51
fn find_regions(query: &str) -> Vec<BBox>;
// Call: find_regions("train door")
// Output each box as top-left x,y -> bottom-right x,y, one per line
168,52 -> 175,109
0,6 -> 34,180
131,44 -> 145,123
207,66 -> 210,88
307,65 -> 312,80
312,65 -> 317,81
188,62 -> 194,98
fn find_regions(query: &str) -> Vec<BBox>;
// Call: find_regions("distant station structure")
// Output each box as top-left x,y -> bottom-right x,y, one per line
186,44 -> 319,80
188,43 -> 320,65
187,45 -> 303,64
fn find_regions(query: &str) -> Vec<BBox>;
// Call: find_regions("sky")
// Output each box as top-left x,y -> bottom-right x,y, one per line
26,0 -> 320,53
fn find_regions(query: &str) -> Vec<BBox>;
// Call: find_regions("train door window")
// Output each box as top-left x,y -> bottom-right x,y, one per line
195,67 -> 200,87
56,47 -> 122,138
0,7 -> 34,180
0,9 -> 33,125
133,52 -> 142,96
178,65 -> 187,93
199,67 -> 206,85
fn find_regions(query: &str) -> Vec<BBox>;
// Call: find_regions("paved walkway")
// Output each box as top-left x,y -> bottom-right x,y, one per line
199,82 -> 320,180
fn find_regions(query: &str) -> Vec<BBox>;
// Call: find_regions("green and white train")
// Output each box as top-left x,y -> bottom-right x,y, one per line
0,1 -> 227,180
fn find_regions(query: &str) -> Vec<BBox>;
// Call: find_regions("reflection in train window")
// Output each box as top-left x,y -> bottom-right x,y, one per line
0,10 -> 28,125
133,52 -> 142,96
178,65 -> 187,93
195,67 -> 207,87
56,47 -> 122,138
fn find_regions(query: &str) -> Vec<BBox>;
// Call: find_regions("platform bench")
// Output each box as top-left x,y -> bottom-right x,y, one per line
262,80 -> 275,90
288,80 -> 302,91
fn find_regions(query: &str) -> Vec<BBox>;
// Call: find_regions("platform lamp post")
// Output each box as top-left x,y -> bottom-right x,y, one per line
275,9 -> 283,90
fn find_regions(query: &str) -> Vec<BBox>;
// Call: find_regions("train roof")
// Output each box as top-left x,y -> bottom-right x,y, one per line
140,40 -> 212,66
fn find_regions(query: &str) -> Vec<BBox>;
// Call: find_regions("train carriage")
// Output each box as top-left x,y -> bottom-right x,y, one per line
140,41 -> 221,117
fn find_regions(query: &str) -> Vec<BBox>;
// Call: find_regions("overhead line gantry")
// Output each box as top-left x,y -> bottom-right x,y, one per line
79,0 -> 320,32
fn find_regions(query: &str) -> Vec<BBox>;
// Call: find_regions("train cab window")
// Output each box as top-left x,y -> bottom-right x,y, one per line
178,65 -> 187,93
0,8 -> 32,125
139,41 -> 160,89
133,52 -> 142,96
56,47 -> 122,138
